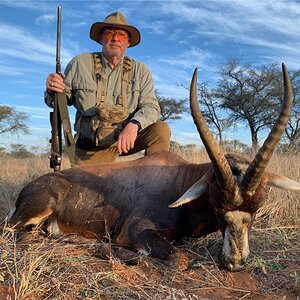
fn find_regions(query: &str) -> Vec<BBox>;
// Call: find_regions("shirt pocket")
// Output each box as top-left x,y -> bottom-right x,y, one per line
126,80 -> 140,110
127,79 -> 140,92
73,84 -> 97,115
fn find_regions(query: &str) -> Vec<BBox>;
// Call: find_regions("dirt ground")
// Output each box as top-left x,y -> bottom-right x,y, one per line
0,229 -> 299,300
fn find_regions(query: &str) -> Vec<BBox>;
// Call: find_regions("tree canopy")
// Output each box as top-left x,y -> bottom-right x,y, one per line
156,90 -> 187,122
216,59 -> 283,153
0,105 -> 29,136
191,59 -> 300,153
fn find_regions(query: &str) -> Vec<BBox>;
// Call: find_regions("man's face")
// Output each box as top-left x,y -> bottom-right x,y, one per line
100,27 -> 130,58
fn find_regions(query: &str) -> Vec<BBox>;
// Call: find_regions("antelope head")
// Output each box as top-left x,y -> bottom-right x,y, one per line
170,64 -> 300,271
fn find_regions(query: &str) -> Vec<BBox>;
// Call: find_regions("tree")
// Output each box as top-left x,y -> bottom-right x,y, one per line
196,81 -> 233,146
0,146 -> 6,156
10,143 -> 32,158
216,59 -> 282,153
180,79 -> 232,147
156,90 -> 187,122
30,145 -> 40,155
222,139 -> 251,154
0,105 -> 29,135
283,69 -> 300,149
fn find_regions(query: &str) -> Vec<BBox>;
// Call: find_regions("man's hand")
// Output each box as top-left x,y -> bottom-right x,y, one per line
117,122 -> 139,154
46,73 -> 65,93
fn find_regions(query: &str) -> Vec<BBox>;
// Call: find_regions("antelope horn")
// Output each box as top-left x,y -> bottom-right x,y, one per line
190,68 -> 235,188
169,169 -> 213,208
267,173 -> 300,191
242,63 -> 293,194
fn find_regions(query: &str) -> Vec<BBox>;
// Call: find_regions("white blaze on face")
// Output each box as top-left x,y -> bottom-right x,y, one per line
222,211 -> 252,271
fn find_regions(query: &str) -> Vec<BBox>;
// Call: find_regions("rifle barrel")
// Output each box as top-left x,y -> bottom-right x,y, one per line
56,6 -> 61,74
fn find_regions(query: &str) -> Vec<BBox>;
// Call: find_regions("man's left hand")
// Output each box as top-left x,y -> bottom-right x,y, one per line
117,122 -> 139,154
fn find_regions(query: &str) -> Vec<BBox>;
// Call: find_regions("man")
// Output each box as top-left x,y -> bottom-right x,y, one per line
45,11 -> 171,165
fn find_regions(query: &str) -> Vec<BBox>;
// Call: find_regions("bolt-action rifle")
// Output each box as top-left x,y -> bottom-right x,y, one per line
49,6 -> 75,171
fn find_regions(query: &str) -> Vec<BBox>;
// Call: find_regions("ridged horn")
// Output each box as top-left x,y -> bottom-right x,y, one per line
242,63 -> 293,194
190,68 -> 235,187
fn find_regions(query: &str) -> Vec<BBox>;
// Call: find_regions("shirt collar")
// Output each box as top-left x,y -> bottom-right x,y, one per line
101,53 -> 124,70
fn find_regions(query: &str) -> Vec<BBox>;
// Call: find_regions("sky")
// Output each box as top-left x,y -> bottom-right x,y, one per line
0,0 -> 300,152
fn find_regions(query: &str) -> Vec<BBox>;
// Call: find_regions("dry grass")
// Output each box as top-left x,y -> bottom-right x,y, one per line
0,149 -> 299,299
0,154 -> 70,218
260,152 -> 300,226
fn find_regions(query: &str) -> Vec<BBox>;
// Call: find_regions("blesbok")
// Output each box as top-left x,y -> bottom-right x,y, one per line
6,64 -> 300,271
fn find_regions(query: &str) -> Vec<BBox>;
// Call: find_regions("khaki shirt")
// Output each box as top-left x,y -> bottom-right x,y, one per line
45,52 -> 160,139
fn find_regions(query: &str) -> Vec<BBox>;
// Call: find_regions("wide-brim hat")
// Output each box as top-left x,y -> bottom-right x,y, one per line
90,11 -> 141,47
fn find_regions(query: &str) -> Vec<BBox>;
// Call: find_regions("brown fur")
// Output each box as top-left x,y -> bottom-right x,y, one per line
6,151 -> 285,271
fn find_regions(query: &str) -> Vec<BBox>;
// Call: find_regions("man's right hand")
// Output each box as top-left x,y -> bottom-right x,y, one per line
46,73 -> 65,93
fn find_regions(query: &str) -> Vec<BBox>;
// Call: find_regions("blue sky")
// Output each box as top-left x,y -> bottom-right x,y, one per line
0,0 -> 299,152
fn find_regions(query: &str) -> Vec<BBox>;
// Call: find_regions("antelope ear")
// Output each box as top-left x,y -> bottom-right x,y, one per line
267,173 -> 300,191
169,172 -> 210,208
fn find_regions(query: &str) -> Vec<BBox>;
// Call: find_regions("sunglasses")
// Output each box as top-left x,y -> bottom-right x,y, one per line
102,29 -> 129,42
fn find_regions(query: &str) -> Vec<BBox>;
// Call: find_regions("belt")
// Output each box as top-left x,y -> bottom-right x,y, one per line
76,134 -> 96,150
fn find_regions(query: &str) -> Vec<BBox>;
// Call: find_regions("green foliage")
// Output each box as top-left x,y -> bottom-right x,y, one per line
0,104 -> 29,135
216,59 -> 283,153
0,147 -> 6,156
189,59 -> 300,153
10,143 -> 33,158
156,90 -> 187,122
284,69 -> 300,149
196,81 -> 233,145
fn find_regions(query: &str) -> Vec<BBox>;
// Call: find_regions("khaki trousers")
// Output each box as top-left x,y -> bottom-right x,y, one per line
75,120 -> 171,165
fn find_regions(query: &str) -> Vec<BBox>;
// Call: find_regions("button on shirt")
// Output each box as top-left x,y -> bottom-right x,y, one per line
45,52 -> 160,139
